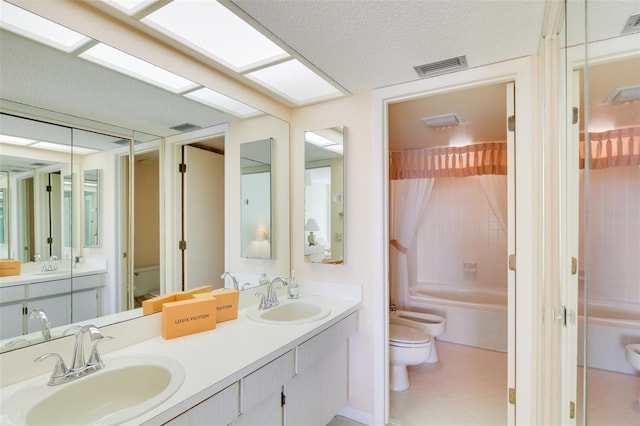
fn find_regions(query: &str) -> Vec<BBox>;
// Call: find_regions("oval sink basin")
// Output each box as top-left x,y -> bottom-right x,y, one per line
246,301 -> 331,325
2,356 -> 185,425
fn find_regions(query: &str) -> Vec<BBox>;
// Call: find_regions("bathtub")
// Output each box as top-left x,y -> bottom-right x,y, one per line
409,283 -> 508,352
577,298 -> 640,375
410,282 -> 640,374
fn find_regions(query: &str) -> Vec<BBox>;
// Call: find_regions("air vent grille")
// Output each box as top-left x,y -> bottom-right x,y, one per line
414,56 -> 468,78
622,13 -> 640,34
111,138 -> 130,146
170,122 -> 202,133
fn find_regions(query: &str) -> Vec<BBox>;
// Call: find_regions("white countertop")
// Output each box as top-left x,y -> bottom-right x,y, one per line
0,291 -> 361,425
0,260 -> 107,288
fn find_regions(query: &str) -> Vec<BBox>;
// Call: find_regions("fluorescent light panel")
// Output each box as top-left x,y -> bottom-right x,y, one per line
305,132 -> 334,147
0,134 -> 36,146
421,113 -> 465,128
324,145 -> 343,155
80,43 -> 198,93
101,0 -> 156,15
0,0 -> 90,52
607,85 -> 640,104
142,0 -> 289,72
31,142 -> 99,155
185,88 -> 262,118
247,59 -> 342,104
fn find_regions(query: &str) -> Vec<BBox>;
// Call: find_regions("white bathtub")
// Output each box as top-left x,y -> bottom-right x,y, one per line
409,283 -> 508,352
410,282 -> 640,374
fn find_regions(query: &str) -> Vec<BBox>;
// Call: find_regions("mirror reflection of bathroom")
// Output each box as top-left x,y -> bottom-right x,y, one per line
388,83 -> 511,423
304,126 -> 345,264
240,138 -> 272,260
180,138 -> 225,292
577,57 -> 640,422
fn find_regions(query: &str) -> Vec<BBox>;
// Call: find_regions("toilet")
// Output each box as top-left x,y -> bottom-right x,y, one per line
389,323 -> 431,391
391,310 -> 446,362
625,344 -> 640,402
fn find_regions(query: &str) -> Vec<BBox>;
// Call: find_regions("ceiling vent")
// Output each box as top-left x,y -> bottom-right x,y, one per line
421,113 -> 465,128
621,13 -> 640,35
170,122 -> 202,133
607,85 -> 640,104
414,56 -> 468,79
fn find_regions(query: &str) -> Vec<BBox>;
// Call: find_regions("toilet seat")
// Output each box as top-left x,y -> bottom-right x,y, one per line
389,324 -> 430,348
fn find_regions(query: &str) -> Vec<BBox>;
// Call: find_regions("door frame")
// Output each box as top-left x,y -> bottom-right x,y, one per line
372,55 -> 540,425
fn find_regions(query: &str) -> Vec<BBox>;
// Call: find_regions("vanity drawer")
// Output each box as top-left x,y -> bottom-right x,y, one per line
242,349 -> 294,413
0,285 -> 26,304
71,274 -> 105,291
168,381 -> 239,426
296,312 -> 357,374
28,279 -> 72,298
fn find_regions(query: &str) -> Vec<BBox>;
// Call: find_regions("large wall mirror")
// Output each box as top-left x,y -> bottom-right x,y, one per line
304,126 -> 345,264
240,138 -> 273,259
0,4 -> 290,352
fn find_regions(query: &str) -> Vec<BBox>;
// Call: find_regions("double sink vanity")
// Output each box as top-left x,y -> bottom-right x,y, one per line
0,282 -> 361,425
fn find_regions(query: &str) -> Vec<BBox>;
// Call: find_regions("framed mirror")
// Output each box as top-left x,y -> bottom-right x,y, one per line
0,171 -> 7,258
304,126 -> 345,264
240,138 -> 273,259
83,169 -> 100,248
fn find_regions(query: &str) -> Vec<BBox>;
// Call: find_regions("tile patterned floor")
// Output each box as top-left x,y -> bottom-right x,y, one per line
388,341 -> 640,426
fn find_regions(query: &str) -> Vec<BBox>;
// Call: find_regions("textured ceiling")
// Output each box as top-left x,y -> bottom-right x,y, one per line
231,0 -> 547,93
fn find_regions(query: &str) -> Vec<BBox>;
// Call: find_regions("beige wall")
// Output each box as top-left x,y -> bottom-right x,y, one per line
134,159 -> 159,268
291,92 -> 375,417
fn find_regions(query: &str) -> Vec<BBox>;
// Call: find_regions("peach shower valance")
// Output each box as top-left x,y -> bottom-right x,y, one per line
389,142 -> 507,180
580,127 -> 640,170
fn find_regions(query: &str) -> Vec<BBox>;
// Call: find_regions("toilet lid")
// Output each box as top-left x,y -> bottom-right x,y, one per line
389,324 -> 430,344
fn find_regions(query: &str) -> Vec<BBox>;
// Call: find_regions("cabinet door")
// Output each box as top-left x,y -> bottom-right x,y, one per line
26,295 -> 71,333
72,289 -> 99,322
0,302 -> 25,339
285,341 -> 348,426
167,382 -> 240,426
232,389 -> 282,426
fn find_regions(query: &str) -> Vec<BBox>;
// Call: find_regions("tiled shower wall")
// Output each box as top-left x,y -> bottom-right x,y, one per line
414,176 -> 507,290
580,166 -> 640,304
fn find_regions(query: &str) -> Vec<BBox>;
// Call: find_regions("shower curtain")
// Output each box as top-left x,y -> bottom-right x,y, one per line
389,178 -> 434,310
479,175 -> 508,235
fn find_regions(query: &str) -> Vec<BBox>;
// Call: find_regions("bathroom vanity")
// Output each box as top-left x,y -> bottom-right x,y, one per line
0,284 -> 361,425
0,262 -> 107,341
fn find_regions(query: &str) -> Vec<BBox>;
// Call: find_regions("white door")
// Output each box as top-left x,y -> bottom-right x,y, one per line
184,145 -> 224,290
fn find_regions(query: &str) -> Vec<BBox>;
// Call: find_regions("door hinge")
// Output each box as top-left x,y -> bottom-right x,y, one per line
46,185 -> 52,192
47,237 -> 53,244
570,401 -> 575,419
507,115 -> 516,132
508,387 -> 516,405
22,306 -> 28,315
179,240 -> 187,251
178,163 -> 187,173
281,391 -> 286,407
571,257 -> 578,275
508,254 -> 516,271
572,107 -> 579,125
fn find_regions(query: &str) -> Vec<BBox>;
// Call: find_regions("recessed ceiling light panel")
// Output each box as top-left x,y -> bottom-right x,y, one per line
185,88 -> 262,118
0,0 -> 90,52
246,59 -> 343,105
0,134 -> 36,146
100,0 -> 156,15
80,43 -> 198,93
142,0 -> 289,72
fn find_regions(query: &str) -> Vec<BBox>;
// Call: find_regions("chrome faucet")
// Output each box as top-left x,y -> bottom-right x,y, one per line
29,308 -> 51,341
255,277 -> 288,310
35,325 -> 112,386
220,271 -> 239,290
41,255 -> 58,272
